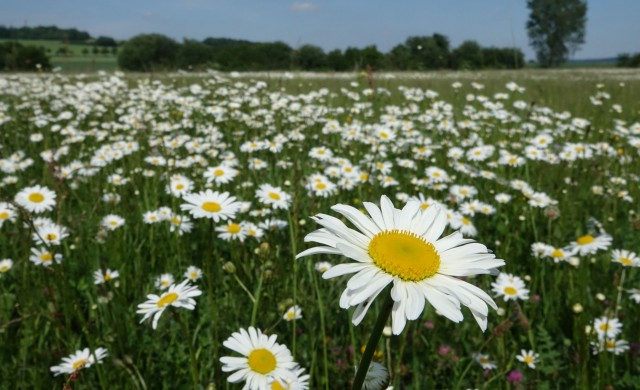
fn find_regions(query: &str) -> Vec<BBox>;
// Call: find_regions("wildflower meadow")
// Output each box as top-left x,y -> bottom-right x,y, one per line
1,70 -> 639,389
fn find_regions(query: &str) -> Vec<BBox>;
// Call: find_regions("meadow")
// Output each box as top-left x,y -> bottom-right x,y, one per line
0,39 -> 118,72
0,69 -> 639,389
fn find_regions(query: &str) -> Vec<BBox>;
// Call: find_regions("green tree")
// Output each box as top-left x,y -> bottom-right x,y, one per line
325,49 -> 343,71
451,40 -> 484,69
293,44 -> 326,70
177,39 -> 214,70
405,34 -> 450,69
117,34 -> 179,71
526,0 -> 587,67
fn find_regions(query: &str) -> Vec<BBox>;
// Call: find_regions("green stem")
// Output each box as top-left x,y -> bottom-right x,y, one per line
309,262 -> 329,390
352,290 -> 394,390
176,312 -> 199,390
287,210 -> 298,356
250,267 -> 264,327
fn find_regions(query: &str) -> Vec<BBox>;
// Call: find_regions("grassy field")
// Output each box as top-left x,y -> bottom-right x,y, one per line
0,39 -> 118,71
0,70 -> 639,389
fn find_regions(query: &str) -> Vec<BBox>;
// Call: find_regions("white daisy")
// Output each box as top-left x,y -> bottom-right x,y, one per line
50,347 -> 108,376
184,265 -> 203,282
216,221 -> 248,242
137,280 -> 202,330
204,164 -> 239,185
15,185 -> 57,214
593,317 -> 623,340
297,195 -> 504,334
93,268 -> 119,284
155,273 -> 175,290
30,247 -> 63,266
611,249 -> 638,267
220,327 -> 297,389
0,258 -> 13,273
0,202 -> 17,227
516,349 -> 539,369
256,184 -> 292,210
491,273 -> 529,302
33,223 -> 69,246
283,305 -> 302,322
102,214 -> 125,231
180,190 -> 241,222
268,366 -> 310,390
569,233 -> 612,256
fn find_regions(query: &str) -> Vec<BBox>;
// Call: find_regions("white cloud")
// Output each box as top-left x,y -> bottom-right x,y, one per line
290,2 -> 318,11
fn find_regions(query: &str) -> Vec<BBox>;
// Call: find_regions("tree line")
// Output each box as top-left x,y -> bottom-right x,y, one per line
117,33 -> 524,72
0,25 -> 91,43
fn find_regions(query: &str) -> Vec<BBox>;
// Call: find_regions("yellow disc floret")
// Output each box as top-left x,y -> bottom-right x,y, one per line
577,235 -> 595,245
72,358 -> 89,371
29,193 -> 45,203
248,348 -> 277,374
368,230 -> 440,281
157,292 -> 179,308
202,202 -> 222,212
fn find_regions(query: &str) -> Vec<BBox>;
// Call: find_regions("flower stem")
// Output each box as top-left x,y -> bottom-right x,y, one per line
352,290 -> 394,390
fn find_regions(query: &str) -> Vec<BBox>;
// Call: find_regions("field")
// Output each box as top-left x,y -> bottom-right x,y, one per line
1,69 -> 639,389
0,39 -> 118,72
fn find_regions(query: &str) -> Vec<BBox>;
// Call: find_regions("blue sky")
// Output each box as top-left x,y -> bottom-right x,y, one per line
1,0 -> 638,60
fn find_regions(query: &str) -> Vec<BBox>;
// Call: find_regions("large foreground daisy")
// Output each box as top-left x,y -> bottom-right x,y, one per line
297,195 -> 504,334
220,327 -> 297,390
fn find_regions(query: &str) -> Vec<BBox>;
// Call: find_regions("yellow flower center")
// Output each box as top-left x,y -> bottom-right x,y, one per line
479,357 -> 489,364
104,274 -> 112,281
170,217 -> 181,225
41,253 -> 53,262
461,217 -> 471,226
268,192 -> 281,201
368,230 -> 440,281
620,257 -> 632,266
202,202 -> 221,212
72,358 -> 89,371
606,340 -> 616,349
176,184 -> 185,190
420,203 -> 429,210
524,356 -> 533,364
227,223 -> 241,234
214,169 -> 224,177
29,193 -> 45,203
551,249 -> 563,258
271,380 -> 288,390
0,265 -> 8,272
0,211 -> 9,219
109,221 -> 118,226
157,292 -> 179,308
315,183 -> 327,190
504,286 -> 517,295
248,348 -> 277,374
599,323 -> 610,331
577,235 -> 595,245
46,233 -> 57,241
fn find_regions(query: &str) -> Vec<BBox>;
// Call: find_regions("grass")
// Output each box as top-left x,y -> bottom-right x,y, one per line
0,69 -> 639,389
0,39 -> 118,71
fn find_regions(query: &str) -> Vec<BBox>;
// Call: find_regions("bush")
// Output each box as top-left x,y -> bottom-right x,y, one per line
0,41 -> 50,71
118,34 -> 179,72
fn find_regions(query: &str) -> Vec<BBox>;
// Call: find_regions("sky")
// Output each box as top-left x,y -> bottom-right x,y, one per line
1,0 -> 639,61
